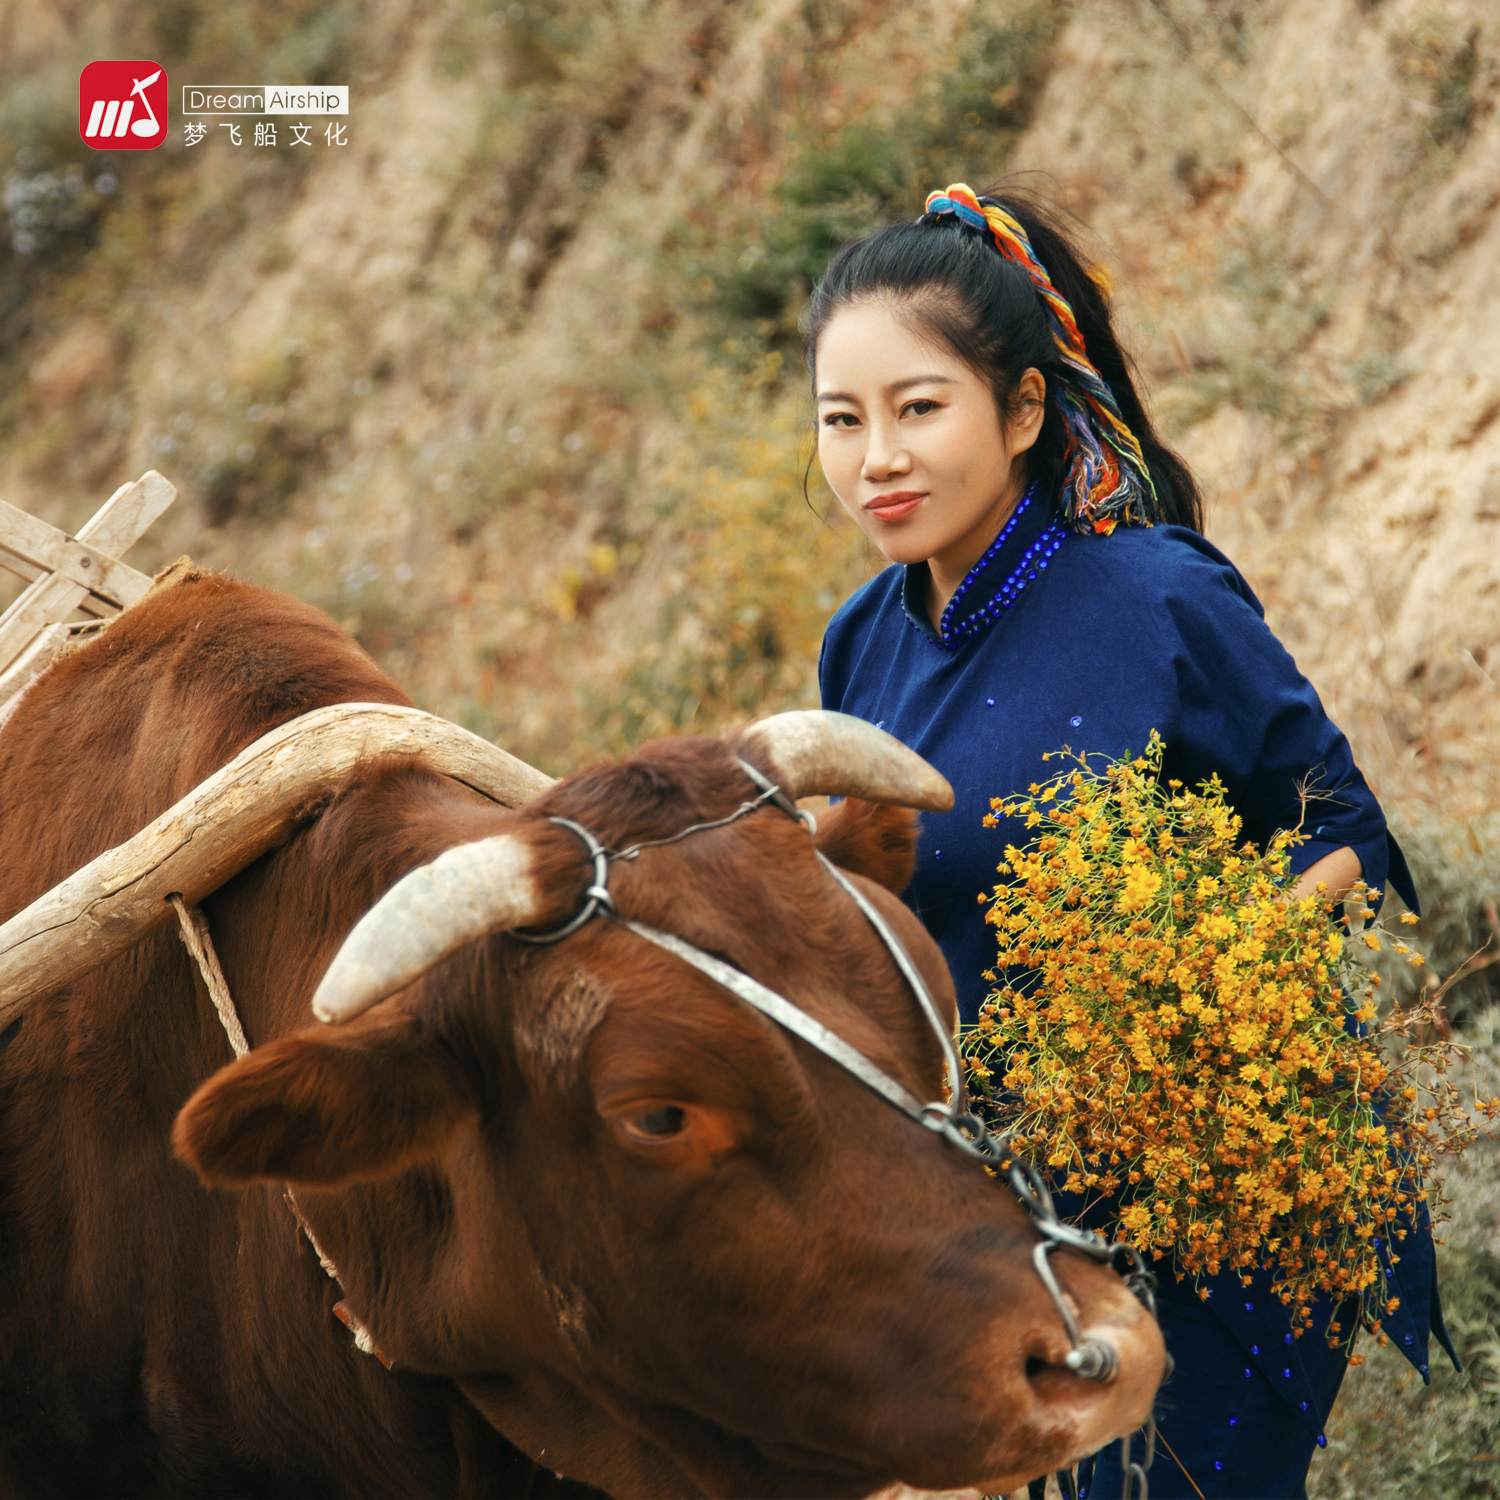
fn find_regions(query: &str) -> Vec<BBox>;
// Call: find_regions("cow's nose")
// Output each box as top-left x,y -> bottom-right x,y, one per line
1022,1303 -> 1166,1466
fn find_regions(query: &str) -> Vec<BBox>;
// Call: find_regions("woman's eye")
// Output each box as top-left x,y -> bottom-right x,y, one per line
821,412 -> 858,429
633,1105 -> 687,1137
902,399 -> 940,417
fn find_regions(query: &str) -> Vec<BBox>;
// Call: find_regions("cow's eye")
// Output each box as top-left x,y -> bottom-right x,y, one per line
633,1105 -> 686,1137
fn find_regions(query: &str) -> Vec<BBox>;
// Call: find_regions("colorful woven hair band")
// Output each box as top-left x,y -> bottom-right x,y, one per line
921,183 -> 1161,530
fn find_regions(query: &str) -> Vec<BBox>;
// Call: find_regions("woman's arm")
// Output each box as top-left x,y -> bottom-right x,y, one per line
1290,844 -> 1363,903
1154,534 -> 1417,912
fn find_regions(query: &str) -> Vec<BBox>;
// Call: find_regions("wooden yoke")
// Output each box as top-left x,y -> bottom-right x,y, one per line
0,470 -> 177,705
0,703 -> 556,1024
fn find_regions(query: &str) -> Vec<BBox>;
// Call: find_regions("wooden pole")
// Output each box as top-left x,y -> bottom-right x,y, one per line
0,702 -> 555,1024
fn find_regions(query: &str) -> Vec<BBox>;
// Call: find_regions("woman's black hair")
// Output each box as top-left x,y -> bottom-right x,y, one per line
803,188 -> 1203,533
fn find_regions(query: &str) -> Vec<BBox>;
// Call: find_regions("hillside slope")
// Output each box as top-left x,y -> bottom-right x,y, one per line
2,0 -> 1496,809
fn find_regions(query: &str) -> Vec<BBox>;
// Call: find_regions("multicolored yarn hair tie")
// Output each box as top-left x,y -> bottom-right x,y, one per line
921,183 -> 1162,531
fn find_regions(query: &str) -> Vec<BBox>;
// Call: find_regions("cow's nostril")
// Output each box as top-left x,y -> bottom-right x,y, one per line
1025,1354 -> 1047,1380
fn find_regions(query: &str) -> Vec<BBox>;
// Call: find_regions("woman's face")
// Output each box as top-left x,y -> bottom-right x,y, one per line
814,299 -> 1043,587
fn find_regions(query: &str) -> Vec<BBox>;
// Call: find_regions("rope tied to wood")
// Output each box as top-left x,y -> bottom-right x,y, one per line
170,893 -> 392,1368
169,894 -> 248,1058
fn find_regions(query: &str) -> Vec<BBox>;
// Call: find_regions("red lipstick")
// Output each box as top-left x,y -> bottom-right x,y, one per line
865,490 -> 926,522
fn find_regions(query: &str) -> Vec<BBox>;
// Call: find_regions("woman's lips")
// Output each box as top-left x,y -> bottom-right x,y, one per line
864,490 -> 926,522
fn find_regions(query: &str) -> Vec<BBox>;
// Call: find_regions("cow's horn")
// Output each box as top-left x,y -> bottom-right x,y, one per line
739,710 -> 954,812
313,834 -> 539,1023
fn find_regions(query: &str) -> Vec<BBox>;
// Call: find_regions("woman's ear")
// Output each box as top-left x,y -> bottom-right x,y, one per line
813,798 -> 920,894
1011,367 -> 1047,454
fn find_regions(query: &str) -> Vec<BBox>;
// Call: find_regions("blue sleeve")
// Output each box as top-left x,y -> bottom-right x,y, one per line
1150,535 -> 1419,912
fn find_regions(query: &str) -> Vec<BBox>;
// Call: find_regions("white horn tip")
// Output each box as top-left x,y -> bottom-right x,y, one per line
742,710 -> 954,811
312,959 -> 391,1024
312,833 -> 540,1024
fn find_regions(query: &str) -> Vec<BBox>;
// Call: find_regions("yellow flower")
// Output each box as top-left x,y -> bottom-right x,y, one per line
959,732 -> 1475,1350
1118,865 -> 1162,913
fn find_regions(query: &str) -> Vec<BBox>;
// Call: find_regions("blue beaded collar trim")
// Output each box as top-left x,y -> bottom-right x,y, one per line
907,483 -> 1067,652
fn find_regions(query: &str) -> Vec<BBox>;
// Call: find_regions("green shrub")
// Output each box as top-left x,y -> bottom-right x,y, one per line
682,3 -> 1062,342
577,354 -> 874,754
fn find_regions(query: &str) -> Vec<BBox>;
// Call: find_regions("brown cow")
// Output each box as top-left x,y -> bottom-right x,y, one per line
0,574 -> 1163,1498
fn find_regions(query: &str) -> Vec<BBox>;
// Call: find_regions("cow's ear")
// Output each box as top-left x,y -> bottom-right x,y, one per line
172,1010 -> 475,1190
812,797 -> 920,895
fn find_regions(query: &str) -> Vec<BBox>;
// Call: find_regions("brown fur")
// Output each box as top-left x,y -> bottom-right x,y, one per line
173,1009 -> 478,1188
0,577 -> 1160,1499
808,796 -> 921,895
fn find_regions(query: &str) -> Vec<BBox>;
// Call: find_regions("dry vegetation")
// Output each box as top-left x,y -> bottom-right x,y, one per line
3,0 -> 1499,1491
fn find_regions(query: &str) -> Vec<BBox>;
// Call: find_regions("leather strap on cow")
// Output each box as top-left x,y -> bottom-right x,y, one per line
530,773 -> 1163,1360
522,767 -> 1162,1498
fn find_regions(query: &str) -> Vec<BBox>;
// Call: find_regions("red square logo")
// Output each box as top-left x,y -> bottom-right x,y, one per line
80,60 -> 168,150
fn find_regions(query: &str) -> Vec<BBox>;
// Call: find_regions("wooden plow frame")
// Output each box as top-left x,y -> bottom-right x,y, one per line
0,470 -> 176,706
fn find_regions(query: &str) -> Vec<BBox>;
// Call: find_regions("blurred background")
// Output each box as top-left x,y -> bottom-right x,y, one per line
2,1 -> 1498,1491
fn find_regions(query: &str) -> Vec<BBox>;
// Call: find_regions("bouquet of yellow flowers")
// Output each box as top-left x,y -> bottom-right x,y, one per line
961,734 -> 1498,1348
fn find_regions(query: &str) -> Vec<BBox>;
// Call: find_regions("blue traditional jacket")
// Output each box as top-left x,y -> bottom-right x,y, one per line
818,487 -> 1456,1421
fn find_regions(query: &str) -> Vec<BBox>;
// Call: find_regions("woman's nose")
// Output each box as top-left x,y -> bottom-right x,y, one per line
861,422 -> 911,481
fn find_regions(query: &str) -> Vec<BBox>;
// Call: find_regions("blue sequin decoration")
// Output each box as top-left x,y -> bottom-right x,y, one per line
920,484 -> 1070,650
1404,1335 -> 1412,1345
1285,1333 -> 1294,1344
1317,1435 -> 1327,1448
986,697 -> 995,707
1252,1345 -> 1260,1355
1300,1402 -> 1309,1412
1283,1368 -> 1292,1379
1246,1302 -> 1254,1311
1070,715 -> 1082,727
1228,1417 -> 1238,1427
1215,1462 -> 1223,1472
1244,1368 -> 1252,1379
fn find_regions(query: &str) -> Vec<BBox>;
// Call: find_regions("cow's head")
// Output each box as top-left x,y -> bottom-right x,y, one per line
173,712 -> 1164,1498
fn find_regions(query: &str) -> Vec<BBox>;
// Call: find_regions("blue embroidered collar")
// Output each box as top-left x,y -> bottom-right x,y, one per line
899,483 -> 1068,652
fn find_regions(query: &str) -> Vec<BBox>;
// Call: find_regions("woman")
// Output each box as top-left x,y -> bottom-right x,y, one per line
811,185 -> 1455,1499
